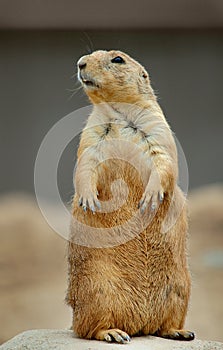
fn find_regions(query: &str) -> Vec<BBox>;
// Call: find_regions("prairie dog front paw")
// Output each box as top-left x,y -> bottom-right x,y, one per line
139,177 -> 164,213
78,190 -> 101,213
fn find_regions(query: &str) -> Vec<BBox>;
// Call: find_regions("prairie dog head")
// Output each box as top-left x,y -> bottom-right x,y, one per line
77,50 -> 155,104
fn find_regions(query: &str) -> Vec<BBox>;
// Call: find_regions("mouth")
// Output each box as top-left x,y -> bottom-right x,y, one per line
82,79 -> 96,87
79,73 -> 99,89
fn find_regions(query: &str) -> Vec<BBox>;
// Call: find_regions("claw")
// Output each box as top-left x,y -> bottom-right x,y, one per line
94,199 -> 101,210
138,199 -> 143,209
104,334 -> 112,342
151,203 -> 157,211
90,205 -> 95,213
123,334 -> 131,342
140,205 -> 146,214
108,333 -> 125,343
159,192 -> 164,202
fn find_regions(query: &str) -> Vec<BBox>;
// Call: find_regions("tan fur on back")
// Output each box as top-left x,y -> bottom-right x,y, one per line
66,50 -> 193,342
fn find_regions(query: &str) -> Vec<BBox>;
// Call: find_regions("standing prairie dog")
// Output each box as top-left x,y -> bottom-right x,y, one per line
66,50 -> 194,343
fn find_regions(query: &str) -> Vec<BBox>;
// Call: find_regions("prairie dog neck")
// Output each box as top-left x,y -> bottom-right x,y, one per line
86,102 -> 168,132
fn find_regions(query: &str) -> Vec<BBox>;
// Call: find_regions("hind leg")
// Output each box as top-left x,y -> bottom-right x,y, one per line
72,304 -> 132,343
151,264 -> 195,341
155,296 -> 195,342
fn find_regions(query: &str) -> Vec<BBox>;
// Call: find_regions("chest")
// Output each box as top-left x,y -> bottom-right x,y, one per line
100,119 -> 152,156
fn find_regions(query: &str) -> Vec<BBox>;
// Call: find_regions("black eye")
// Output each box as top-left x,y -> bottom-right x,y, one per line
111,56 -> 125,64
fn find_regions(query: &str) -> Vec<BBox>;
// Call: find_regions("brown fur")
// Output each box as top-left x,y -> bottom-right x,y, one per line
66,50 -> 194,343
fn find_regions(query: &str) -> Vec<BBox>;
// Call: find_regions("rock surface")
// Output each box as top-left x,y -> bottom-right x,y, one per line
0,330 -> 223,350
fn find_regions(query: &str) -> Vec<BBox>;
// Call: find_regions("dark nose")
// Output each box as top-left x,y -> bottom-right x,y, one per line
78,62 -> 87,70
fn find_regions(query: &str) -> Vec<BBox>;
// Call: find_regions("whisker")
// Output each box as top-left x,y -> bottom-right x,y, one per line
80,37 -> 90,54
81,31 -> 94,54
67,85 -> 80,93
66,85 -> 82,102
71,71 -> 78,79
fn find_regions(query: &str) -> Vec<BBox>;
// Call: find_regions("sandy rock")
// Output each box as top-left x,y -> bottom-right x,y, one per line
0,329 -> 223,350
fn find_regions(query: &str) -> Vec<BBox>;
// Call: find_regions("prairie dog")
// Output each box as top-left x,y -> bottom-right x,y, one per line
66,50 -> 194,343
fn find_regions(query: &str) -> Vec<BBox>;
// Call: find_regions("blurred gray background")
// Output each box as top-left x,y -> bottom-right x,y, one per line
0,0 -> 223,202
